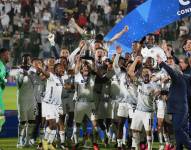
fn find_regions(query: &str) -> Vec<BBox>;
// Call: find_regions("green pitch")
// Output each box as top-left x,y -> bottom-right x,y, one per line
3,86 -> 17,110
0,138 -> 160,150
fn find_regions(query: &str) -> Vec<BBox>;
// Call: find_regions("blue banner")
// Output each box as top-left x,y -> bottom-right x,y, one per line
105,0 -> 191,56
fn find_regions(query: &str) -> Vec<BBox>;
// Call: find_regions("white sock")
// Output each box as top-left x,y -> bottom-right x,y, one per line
59,131 -> 65,144
25,123 -> 35,145
44,127 -> 51,141
73,126 -> 79,144
117,139 -> 123,148
47,129 -> 56,144
122,125 -> 126,145
163,133 -> 170,144
112,132 -> 116,142
147,136 -> 152,150
158,132 -> 163,145
110,123 -> 117,142
18,123 -> 26,145
132,132 -> 140,150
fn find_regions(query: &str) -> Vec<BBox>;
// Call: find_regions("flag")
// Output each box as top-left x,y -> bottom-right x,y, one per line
105,0 -> 191,56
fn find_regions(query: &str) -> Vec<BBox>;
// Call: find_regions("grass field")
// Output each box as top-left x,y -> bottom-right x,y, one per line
3,86 -> 17,110
0,138 -> 161,150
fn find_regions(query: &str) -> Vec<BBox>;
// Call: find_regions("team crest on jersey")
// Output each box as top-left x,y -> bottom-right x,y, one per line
81,80 -> 85,83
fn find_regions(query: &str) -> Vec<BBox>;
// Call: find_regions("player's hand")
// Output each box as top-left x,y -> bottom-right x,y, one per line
70,18 -> 76,24
157,54 -> 163,65
116,45 -> 122,54
36,67 -> 42,74
135,56 -> 142,64
79,40 -> 86,49
123,25 -> 129,32
48,33 -> 55,46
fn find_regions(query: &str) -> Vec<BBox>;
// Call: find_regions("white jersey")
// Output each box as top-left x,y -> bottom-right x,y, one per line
75,73 -> 95,102
15,67 -> 37,107
126,83 -> 138,107
43,73 -> 64,105
136,82 -> 160,112
153,69 -> 170,91
112,53 -> 135,102
61,73 -> 75,102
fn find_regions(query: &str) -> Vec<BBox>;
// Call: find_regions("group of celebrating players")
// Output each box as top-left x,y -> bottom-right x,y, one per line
8,26 -> 191,150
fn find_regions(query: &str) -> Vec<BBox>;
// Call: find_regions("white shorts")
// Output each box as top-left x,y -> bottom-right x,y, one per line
96,101 -> 112,119
62,101 -> 75,114
131,110 -> 153,131
117,102 -> 129,118
74,101 -> 96,123
157,100 -> 166,119
18,104 -> 37,122
42,101 -> 47,118
128,105 -> 135,119
44,103 -> 59,122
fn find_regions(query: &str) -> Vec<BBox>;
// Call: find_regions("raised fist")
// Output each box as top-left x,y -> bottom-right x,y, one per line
48,33 -> 55,46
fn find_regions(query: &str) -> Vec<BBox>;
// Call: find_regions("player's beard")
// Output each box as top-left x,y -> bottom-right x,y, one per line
142,74 -> 150,84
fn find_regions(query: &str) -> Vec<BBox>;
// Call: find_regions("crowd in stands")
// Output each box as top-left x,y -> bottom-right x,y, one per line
0,0 -> 190,66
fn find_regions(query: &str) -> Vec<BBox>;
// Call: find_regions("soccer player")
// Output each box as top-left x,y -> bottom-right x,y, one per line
128,56 -> 161,150
113,46 -> 137,150
152,69 -> 172,150
30,58 -> 47,149
59,67 -> 75,149
38,63 -> 65,150
0,48 -> 10,132
94,56 -> 114,147
73,57 -> 99,150
14,54 -> 37,147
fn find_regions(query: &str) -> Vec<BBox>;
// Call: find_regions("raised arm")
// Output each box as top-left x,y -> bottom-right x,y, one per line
70,18 -> 87,35
108,26 -> 128,44
128,56 -> 142,80
48,33 -> 60,59
74,55 -> 82,74
113,46 -> 122,75
68,40 -> 85,67
157,55 -> 179,81
36,67 -> 50,79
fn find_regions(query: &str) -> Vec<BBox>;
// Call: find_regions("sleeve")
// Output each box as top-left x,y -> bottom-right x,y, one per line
153,82 -> 161,91
159,62 -> 179,81
113,53 -> 121,75
50,45 -> 59,59
172,52 -> 179,65
9,69 -> 20,77
16,69 -> 25,87
0,64 -> 5,80
68,47 -> 81,67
